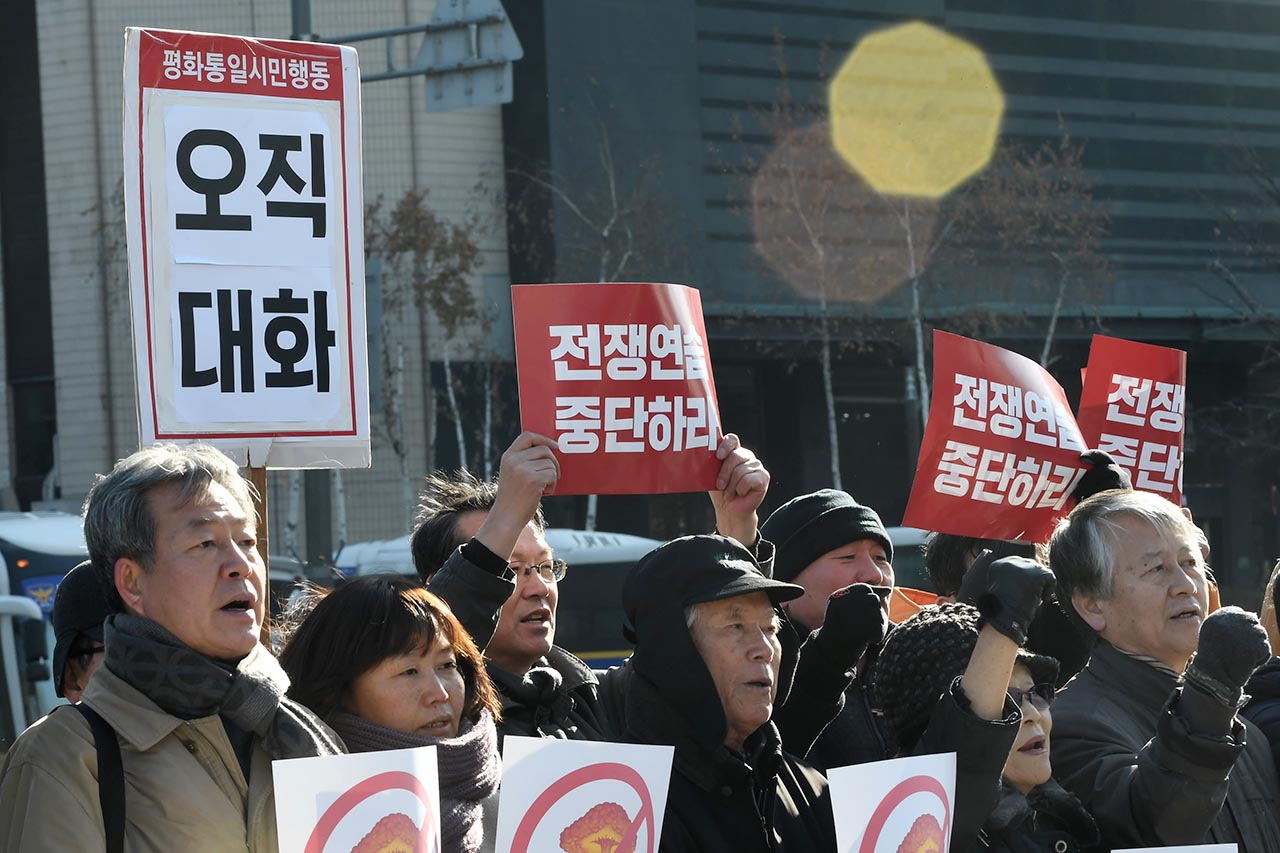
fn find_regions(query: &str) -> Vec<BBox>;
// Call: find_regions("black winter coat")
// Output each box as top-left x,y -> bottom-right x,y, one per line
972,781 -> 1099,853
620,665 -> 837,853
910,680 -> 1022,853
1243,656 -> 1280,783
427,541 -> 618,741
1053,641 -> 1280,850
776,615 -> 1021,853
772,616 -> 892,770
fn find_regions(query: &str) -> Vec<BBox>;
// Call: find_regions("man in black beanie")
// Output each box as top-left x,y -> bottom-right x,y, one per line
761,488 -> 897,770
616,534 -> 836,853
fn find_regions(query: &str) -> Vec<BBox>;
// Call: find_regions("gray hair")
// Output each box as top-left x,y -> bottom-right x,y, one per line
684,602 -> 701,630
1049,489 -> 1197,605
82,443 -> 256,609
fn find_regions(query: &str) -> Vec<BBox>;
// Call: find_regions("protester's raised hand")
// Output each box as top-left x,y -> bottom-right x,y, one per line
962,553 -> 1056,647
708,433 -> 770,546
1190,606 -> 1271,691
497,430 -> 559,501
1072,449 -> 1133,503
809,583 -> 891,671
475,432 -> 559,560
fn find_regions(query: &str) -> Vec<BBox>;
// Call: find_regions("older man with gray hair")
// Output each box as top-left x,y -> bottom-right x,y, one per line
611,534 -> 836,852
0,444 -> 341,852
1049,489 -> 1280,850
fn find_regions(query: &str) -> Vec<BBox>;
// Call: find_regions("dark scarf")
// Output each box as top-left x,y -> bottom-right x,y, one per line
327,710 -> 500,853
104,614 -> 343,759
983,780 -> 1100,851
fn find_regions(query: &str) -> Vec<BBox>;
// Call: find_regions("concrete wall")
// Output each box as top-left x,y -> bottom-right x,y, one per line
32,0 -> 510,552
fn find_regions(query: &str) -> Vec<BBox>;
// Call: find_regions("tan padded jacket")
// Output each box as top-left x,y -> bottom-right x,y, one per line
0,664 -> 279,852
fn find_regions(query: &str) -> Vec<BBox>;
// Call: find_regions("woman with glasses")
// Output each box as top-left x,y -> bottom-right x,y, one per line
278,575 -> 502,853
875,602 -> 1100,853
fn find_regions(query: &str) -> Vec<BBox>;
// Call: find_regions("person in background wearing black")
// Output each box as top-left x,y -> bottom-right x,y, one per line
51,560 -> 111,704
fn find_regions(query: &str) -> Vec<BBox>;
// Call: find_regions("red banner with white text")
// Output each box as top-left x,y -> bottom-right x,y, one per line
903,331 -> 1087,542
512,283 -> 722,495
1076,335 -> 1186,505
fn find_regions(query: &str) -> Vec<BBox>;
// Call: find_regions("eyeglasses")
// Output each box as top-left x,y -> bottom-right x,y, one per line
509,560 -> 568,583
1007,682 -> 1055,711
71,643 -> 105,669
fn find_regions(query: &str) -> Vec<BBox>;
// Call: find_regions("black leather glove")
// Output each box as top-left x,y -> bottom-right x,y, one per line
1187,606 -> 1271,693
808,583 -> 891,671
1072,449 -> 1133,502
959,552 -> 1055,647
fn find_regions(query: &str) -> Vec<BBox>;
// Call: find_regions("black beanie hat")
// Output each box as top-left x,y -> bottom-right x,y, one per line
761,489 -> 894,583
873,603 -> 1059,752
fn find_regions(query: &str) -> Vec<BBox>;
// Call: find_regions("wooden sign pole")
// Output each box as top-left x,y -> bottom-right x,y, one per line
247,465 -> 270,570
248,465 -> 271,646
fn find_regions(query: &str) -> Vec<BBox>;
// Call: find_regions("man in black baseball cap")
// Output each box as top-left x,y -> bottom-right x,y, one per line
51,561 -> 112,703
617,534 -> 836,853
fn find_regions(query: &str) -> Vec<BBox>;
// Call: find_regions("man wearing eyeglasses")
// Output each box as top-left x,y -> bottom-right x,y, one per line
413,430 -> 770,740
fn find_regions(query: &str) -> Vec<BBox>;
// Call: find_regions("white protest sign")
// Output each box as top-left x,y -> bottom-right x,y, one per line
828,752 -> 956,853
494,736 -> 674,853
1115,847 -> 1237,852
1116,840 -> 1233,845
123,27 -> 369,467
272,746 -> 440,853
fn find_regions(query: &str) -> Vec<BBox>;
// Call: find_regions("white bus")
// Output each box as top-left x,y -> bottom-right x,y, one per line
337,528 -> 664,668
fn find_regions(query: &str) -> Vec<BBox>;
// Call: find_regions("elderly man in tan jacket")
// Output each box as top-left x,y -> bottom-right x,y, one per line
0,444 -> 341,852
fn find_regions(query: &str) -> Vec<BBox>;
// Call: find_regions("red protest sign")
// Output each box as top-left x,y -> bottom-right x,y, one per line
903,331 -> 1087,542
1077,336 -> 1186,504
512,283 -> 722,495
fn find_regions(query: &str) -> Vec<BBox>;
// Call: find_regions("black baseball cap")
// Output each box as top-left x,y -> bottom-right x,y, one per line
52,561 -> 112,698
624,534 -> 804,634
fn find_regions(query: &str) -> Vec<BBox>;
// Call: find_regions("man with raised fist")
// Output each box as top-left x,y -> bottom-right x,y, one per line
1049,489 -> 1280,850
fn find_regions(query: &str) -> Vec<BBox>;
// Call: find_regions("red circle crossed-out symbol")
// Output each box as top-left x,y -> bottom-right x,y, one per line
859,774 -> 951,853
304,770 -> 440,853
510,762 -> 658,853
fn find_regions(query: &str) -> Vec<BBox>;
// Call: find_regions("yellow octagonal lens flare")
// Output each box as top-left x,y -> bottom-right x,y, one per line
830,21 -> 1004,199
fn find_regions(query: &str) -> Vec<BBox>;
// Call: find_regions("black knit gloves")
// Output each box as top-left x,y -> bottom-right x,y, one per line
1187,606 -> 1271,698
958,552 -> 1056,647
1177,607 -> 1270,735
808,583 -> 891,671
1072,449 -> 1133,503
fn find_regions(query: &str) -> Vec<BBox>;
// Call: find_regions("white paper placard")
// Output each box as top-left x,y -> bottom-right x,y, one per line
272,746 -> 440,853
1116,840 -> 1233,845
494,736 -> 674,853
827,752 -> 956,853
123,27 -> 369,468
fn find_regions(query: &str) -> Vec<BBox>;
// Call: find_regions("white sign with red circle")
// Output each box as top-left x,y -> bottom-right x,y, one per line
828,752 -> 956,853
272,746 -> 441,853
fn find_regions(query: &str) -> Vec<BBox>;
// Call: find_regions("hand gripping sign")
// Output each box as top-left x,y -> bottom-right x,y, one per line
512,283 -> 723,495
1077,335 -> 1187,505
272,747 -> 441,853
123,28 -> 369,468
903,331 -> 1086,543
828,752 -> 956,853
494,736 -> 674,853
